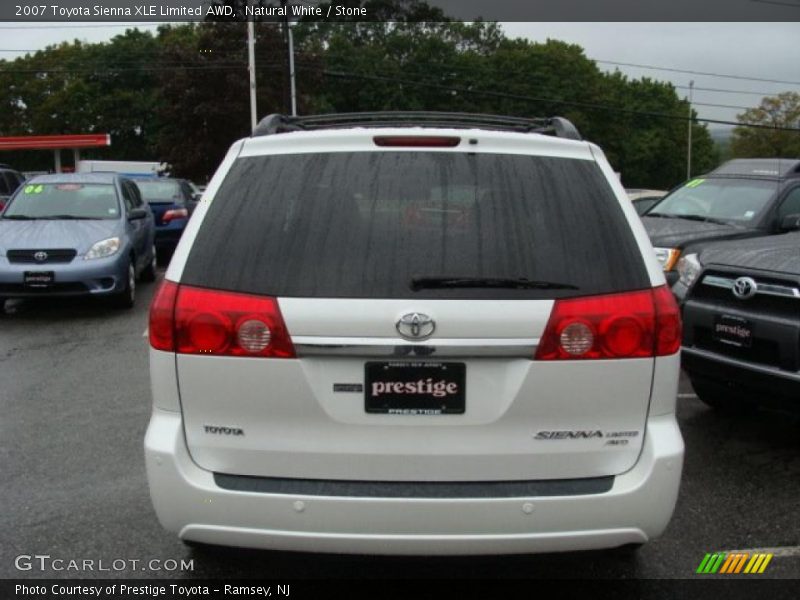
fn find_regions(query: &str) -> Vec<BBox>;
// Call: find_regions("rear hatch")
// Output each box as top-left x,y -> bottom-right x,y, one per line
173,140 -> 658,482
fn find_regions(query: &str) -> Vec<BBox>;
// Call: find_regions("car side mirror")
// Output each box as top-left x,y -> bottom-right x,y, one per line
128,208 -> 147,220
191,192 -> 202,203
779,213 -> 800,232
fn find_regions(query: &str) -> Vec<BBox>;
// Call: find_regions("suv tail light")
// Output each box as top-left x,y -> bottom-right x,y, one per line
534,286 -> 680,360
162,207 -> 189,224
149,282 -> 295,358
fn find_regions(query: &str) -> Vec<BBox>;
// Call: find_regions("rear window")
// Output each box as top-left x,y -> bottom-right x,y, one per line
182,152 -> 649,299
134,179 -> 183,204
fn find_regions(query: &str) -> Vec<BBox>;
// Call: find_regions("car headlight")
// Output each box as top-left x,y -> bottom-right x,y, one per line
84,237 -> 121,260
676,253 -> 702,288
653,247 -> 681,271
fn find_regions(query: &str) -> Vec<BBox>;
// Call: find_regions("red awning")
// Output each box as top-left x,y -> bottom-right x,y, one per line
0,134 -> 111,151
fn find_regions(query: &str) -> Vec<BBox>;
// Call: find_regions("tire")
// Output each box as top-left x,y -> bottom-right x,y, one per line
0,297 -> 6,314
690,378 -> 755,413
112,261 -> 136,309
141,245 -> 157,282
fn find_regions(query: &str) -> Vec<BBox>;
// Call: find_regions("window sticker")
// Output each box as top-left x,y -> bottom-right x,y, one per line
23,184 -> 44,194
744,210 -> 755,218
685,179 -> 705,189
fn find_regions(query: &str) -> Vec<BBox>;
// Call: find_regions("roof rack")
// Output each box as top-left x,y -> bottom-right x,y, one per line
252,112 -> 582,141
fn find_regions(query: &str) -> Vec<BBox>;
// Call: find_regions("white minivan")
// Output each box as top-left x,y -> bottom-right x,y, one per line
145,112 -> 684,555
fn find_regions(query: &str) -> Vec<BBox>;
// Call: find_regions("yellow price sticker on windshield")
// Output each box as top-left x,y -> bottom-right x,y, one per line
24,184 -> 44,194
685,178 -> 705,189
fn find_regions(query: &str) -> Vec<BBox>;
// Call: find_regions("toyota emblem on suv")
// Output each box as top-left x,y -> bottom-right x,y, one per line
732,276 -> 757,300
396,312 -> 435,340
34,251 -> 48,262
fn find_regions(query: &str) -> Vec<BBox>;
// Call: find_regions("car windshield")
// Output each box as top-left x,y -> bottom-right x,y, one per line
2,182 -> 120,220
134,179 -> 183,203
649,178 -> 778,223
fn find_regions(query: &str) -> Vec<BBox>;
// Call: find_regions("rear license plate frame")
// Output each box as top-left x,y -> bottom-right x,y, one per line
365,361 -> 466,415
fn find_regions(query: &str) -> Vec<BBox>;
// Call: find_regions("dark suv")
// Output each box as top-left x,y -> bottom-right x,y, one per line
0,164 -> 25,211
642,158 -> 800,286
676,231 -> 800,411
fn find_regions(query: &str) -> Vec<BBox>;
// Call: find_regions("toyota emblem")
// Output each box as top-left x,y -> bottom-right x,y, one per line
732,276 -> 757,300
396,312 -> 435,340
33,251 -> 48,262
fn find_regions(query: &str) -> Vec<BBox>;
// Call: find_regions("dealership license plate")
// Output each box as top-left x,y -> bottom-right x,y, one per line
365,362 -> 466,415
24,271 -> 54,288
713,314 -> 753,348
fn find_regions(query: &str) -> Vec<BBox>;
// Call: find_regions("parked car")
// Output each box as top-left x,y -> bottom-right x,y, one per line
129,177 -> 197,261
675,230 -> 800,412
642,158 -> 800,286
0,163 -> 26,211
626,188 -> 667,216
0,173 -> 157,310
145,112 -> 683,555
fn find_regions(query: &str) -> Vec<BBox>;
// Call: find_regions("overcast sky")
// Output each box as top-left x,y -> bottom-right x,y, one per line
0,21 -> 798,128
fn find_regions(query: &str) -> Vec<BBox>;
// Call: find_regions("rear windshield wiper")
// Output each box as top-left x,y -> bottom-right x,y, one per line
410,276 -> 579,291
1,214 -> 38,220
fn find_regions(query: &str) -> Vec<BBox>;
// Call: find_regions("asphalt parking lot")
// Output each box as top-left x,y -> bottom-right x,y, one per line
1,274 -> 799,580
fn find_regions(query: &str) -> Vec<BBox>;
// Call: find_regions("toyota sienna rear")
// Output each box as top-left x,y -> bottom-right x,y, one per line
144,112 -> 684,555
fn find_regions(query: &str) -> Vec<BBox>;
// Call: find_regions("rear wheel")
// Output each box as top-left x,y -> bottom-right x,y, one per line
112,262 -> 136,309
141,245 -> 157,282
690,378 -> 755,413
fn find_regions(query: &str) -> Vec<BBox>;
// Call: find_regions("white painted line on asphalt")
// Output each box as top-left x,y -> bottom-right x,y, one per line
142,328 -> 148,337
678,393 -> 697,399
723,546 -> 800,558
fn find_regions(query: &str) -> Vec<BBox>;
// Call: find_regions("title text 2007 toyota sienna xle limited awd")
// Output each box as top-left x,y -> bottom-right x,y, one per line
145,112 -> 684,555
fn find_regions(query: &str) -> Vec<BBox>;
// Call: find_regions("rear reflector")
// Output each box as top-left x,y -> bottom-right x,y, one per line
148,282 -> 295,358
373,135 -> 461,147
535,286 -> 681,360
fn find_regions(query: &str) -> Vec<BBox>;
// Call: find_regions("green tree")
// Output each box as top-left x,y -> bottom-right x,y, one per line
0,29 -> 161,171
731,92 -> 800,157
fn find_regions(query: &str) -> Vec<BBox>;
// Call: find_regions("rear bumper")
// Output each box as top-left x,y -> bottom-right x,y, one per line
154,225 -> 185,249
145,410 -> 684,555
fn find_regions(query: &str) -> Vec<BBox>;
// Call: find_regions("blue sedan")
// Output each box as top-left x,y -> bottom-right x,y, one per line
0,173 -> 157,309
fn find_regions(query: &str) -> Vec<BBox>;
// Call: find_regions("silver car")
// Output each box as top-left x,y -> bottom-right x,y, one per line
0,173 -> 157,310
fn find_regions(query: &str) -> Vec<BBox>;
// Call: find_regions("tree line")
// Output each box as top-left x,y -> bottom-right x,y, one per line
0,4 -> 792,187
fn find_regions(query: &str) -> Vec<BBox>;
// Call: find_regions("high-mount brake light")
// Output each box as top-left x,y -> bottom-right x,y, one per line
148,283 -> 295,358
535,286 -> 681,360
373,136 -> 461,147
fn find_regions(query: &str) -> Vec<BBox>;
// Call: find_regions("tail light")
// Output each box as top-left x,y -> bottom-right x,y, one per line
149,282 -> 295,358
162,208 -> 189,224
534,286 -> 681,360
